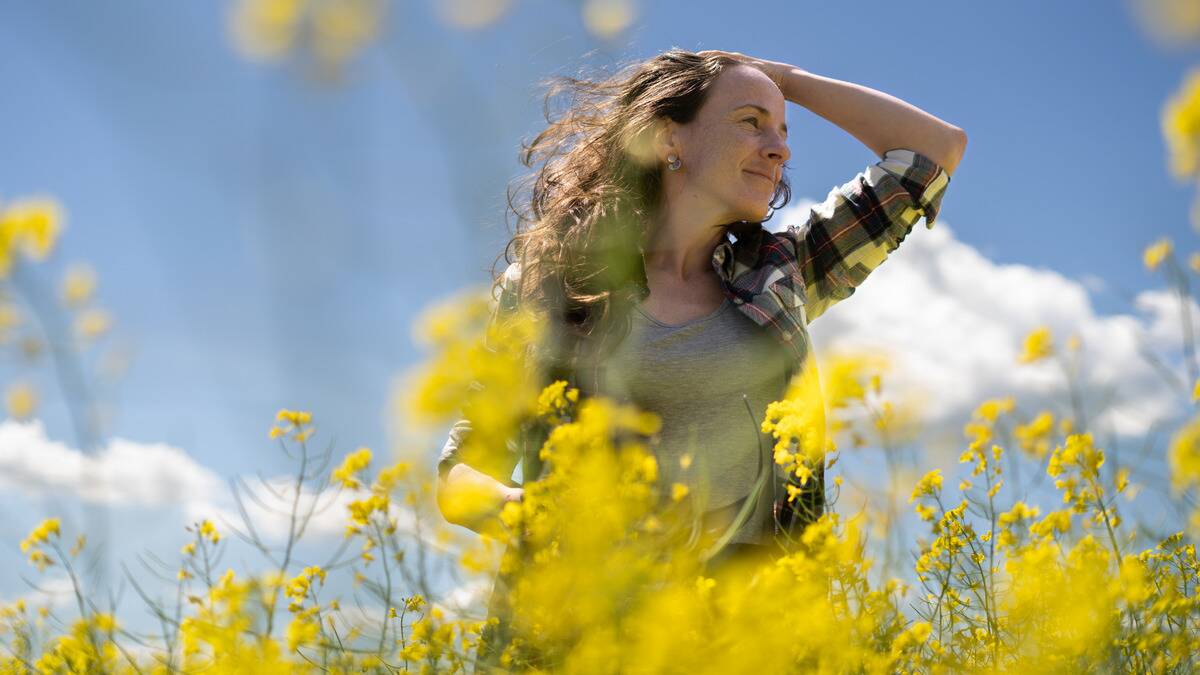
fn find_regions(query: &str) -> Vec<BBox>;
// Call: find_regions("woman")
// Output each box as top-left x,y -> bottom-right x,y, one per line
436,48 -> 966,671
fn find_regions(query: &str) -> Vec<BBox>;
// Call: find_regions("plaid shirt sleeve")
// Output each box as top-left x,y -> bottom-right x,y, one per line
436,262 -> 525,484
778,148 -> 951,323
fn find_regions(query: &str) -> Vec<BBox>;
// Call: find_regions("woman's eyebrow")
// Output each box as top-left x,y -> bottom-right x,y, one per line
732,104 -> 787,135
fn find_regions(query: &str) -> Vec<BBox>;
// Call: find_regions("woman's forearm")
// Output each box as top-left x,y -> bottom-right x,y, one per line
780,67 -> 967,175
437,462 -> 524,537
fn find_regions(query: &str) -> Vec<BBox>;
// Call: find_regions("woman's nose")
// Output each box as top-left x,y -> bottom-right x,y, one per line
765,134 -> 790,162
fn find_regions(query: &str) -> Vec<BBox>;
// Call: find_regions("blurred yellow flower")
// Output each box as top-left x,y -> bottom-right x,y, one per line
198,519 -> 220,544
670,483 -> 689,502
1169,414 -> 1200,492
435,0 -> 514,29
6,382 -> 36,420
20,518 -> 60,553
910,469 -> 943,503
536,379 -> 579,425
1018,326 -> 1054,364
1132,0 -> 1200,45
1144,237 -> 1173,271
582,0 -> 636,40
332,447 -> 372,488
1163,67 -> 1200,182
230,0 -> 383,75
74,308 -> 111,341
1014,411 -> 1055,460
60,263 -> 96,309
914,502 -> 936,522
0,198 -> 63,276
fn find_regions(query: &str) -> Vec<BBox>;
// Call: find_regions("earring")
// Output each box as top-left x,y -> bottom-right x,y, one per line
667,154 -> 681,171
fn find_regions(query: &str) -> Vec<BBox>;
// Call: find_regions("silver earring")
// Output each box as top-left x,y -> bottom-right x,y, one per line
667,154 -> 681,171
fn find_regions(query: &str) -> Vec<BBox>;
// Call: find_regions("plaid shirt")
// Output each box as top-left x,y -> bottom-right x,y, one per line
438,147 -> 950,534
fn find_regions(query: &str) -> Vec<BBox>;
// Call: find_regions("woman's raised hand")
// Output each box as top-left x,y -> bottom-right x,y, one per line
697,50 -> 796,93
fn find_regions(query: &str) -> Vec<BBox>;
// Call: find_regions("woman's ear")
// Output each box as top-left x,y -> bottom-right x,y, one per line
654,117 -> 681,163
628,116 -> 676,169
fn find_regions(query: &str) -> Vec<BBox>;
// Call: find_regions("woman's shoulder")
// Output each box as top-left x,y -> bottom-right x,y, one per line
727,221 -> 798,265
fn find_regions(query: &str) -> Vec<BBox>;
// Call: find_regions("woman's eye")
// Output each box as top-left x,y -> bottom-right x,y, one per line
742,117 -> 759,127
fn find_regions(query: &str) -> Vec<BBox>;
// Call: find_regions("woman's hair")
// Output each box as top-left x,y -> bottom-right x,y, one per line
496,48 -> 793,373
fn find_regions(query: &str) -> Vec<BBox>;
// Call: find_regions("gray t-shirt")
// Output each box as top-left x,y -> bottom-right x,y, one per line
599,296 -> 793,545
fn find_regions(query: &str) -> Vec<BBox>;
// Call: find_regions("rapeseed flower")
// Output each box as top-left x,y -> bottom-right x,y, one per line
910,469 -> 943,502
1018,326 -> 1054,364
332,446 -> 372,488
1144,237 -> 1174,271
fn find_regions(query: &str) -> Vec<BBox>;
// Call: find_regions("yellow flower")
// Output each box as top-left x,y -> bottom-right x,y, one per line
1163,68 -> 1200,181
1018,326 -> 1054,364
914,502 -> 936,522
6,382 -> 37,420
536,379 -> 579,424
374,461 -> 411,492
20,518 -> 60,552
0,197 -> 63,276
1115,468 -> 1130,494
1169,414 -> 1200,492
20,518 -> 61,571
1144,237 -> 1174,271
60,263 -> 96,308
999,501 -> 1040,528
74,309 -> 111,340
229,0 -> 383,74
975,397 -> 1015,422
275,408 -> 312,426
332,447 -> 372,488
670,483 -> 689,502
1014,411 -> 1055,460
909,469 -> 943,503
198,519 -> 220,544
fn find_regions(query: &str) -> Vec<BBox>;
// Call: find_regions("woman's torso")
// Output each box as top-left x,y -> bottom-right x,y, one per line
594,292 -> 793,545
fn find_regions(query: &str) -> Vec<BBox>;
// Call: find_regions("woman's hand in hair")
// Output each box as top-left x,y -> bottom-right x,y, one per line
696,50 -> 801,93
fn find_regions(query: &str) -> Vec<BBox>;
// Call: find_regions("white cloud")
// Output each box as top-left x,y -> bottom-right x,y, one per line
0,574 -> 76,611
765,203 -> 1193,456
0,420 -> 458,556
0,420 -> 223,506
189,476 -> 455,554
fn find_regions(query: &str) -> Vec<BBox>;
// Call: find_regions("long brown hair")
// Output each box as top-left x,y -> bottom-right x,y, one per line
496,48 -> 794,376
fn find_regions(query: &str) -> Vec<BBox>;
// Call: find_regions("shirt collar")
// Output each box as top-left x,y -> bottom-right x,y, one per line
634,221 -> 760,293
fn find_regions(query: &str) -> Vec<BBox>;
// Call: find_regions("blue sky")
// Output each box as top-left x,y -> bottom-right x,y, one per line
2,0 -> 1198,611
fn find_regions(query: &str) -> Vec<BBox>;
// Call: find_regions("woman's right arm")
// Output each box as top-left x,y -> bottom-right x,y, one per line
434,261 -> 528,537
438,460 -> 524,536
437,416 -> 525,536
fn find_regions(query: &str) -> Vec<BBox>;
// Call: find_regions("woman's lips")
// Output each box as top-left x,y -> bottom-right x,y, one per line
745,170 -> 774,185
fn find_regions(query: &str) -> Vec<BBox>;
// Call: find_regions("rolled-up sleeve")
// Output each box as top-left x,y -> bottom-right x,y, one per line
434,262 -> 525,484
779,148 -> 950,322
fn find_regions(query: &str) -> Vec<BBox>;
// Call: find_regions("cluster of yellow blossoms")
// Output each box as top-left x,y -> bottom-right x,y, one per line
12,261 -> 1200,672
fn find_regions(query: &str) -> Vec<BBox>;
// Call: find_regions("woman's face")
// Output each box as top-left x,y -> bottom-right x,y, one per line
662,65 -> 791,223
